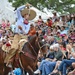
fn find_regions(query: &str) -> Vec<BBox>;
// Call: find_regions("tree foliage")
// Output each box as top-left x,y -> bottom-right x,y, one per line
8,0 -> 75,13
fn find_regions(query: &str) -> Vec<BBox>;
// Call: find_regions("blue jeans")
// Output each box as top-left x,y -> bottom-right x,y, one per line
58,59 -> 75,75
39,60 -> 56,75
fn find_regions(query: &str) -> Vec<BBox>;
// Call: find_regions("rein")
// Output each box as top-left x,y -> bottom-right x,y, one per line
38,42 -> 46,51
37,40 -> 46,56
28,41 -> 38,56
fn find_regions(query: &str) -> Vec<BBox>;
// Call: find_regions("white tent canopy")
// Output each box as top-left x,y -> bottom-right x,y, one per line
0,0 -> 54,24
30,7 -> 49,22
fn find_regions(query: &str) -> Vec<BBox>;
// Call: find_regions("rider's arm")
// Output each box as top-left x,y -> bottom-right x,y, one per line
16,5 -> 25,19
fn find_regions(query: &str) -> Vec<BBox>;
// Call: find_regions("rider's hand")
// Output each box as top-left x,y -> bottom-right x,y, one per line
25,3 -> 32,8
18,26 -> 22,30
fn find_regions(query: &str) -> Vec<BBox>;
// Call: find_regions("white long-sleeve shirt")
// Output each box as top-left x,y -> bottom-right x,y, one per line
15,5 -> 30,34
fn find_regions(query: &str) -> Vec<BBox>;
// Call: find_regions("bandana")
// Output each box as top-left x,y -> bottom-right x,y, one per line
6,42 -> 11,47
24,19 -> 28,25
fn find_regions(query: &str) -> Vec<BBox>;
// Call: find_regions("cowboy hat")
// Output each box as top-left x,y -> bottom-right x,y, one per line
21,8 -> 36,20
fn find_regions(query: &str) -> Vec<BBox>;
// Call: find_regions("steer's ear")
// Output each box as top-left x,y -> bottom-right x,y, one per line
36,31 -> 39,37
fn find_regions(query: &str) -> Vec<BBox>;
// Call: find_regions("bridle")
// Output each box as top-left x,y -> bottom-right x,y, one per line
35,37 -> 46,56
28,37 -> 46,56
21,36 -> 46,57
28,40 -> 46,56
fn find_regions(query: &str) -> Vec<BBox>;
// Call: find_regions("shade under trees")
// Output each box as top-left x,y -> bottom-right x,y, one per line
8,0 -> 75,14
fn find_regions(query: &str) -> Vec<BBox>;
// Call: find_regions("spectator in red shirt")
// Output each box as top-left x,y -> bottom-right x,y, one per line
47,18 -> 52,27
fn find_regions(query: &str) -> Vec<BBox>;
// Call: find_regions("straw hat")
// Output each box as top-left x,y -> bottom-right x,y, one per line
21,8 -> 36,20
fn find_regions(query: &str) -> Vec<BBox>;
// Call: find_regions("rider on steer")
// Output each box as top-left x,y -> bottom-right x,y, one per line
4,3 -> 36,67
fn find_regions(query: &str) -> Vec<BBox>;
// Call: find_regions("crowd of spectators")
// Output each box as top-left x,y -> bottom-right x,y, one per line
34,13 -> 75,75
0,12 -> 75,75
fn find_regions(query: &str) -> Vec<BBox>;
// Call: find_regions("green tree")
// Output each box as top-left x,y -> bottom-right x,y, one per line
8,0 -> 75,13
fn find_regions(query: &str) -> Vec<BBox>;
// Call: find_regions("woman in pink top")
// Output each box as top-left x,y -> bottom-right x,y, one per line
1,19 -> 6,29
